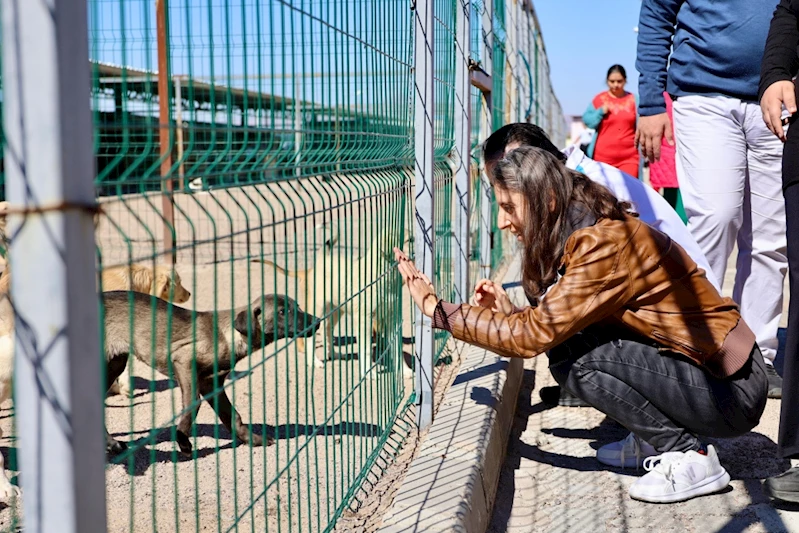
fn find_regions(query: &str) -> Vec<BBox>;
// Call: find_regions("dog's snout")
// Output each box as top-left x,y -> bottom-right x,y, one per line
305,313 -> 322,335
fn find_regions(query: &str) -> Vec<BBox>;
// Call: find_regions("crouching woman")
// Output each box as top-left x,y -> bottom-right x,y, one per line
395,146 -> 767,503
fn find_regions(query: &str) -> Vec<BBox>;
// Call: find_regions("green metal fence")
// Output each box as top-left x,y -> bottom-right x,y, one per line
0,0 -> 565,531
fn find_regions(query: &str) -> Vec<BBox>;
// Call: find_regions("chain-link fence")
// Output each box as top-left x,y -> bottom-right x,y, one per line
0,0 -> 564,532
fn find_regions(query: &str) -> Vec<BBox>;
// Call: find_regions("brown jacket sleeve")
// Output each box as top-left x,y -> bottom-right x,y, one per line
433,230 -> 634,358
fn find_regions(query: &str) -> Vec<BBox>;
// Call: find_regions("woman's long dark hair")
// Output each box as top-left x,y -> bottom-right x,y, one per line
490,146 -> 636,300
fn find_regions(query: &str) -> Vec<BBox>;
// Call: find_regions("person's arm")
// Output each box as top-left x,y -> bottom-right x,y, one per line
432,231 -> 633,359
759,0 -> 799,139
582,102 -> 605,130
760,0 -> 799,96
635,0 -> 683,116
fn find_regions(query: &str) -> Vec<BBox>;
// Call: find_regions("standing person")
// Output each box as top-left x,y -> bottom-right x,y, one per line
396,146 -> 768,503
759,0 -> 799,502
636,0 -> 786,397
582,65 -> 641,178
648,92 -> 688,224
482,123 -> 718,408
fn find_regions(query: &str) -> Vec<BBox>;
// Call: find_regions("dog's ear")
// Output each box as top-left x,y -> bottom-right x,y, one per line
154,271 -> 172,300
234,306 -> 263,337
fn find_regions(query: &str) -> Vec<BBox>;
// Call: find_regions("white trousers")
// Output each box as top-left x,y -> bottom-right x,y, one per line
673,95 -> 787,364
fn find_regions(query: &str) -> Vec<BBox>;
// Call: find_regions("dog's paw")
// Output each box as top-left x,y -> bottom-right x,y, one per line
0,479 -> 19,502
106,439 -> 127,457
176,433 -> 193,455
307,357 -> 324,369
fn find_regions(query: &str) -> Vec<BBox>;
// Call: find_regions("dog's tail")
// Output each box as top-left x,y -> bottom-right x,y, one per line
256,259 -> 311,285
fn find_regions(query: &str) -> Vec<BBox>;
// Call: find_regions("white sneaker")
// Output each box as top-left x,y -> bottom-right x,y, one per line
628,445 -> 730,503
597,432 -> 658,468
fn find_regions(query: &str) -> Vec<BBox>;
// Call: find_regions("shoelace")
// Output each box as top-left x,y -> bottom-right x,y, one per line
619,433 -> 643,470
642,453 -> 685,492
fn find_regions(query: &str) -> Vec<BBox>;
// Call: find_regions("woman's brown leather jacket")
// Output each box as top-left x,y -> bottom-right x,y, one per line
433,215 -> 754,378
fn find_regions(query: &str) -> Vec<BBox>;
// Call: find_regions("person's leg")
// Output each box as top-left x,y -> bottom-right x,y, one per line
672,95 -> 747,290
765,113 -> 799,503
674,188 -> 688,224
548,328 -> 766,453
662,187 -> 688,224
549,327 -> 767,503
737,101 -> 788,374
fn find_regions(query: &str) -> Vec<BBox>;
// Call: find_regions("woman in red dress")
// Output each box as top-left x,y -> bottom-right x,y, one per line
582,65 -> 640,178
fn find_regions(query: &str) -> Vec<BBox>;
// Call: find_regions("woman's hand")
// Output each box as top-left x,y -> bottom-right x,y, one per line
760,80 -> 796,142
394,248 -> 440,318
470,279 -> 513,314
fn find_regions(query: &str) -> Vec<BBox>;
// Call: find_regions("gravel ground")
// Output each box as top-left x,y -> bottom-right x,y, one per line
0,175 -> 449,533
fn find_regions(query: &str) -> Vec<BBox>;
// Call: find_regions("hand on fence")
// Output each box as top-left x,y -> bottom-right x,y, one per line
470,279 -> 513,314
394,248 -> 439,318
635,113 -> 673,162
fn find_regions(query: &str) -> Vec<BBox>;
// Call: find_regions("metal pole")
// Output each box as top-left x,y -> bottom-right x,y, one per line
157,0 -> 175,265
453,0 -> 471,302
479,0 -> 493,280
1,0 -> 106,531
413,0 -> 435,429
174,76 -> 185,190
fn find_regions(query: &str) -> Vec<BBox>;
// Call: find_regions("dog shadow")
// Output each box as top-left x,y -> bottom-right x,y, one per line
110,420 -> 382,477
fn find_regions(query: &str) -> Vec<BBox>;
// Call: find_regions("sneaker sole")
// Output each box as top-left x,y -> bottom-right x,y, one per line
629,470 -> 731,503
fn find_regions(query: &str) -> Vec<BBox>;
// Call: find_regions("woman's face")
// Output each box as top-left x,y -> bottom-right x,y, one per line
606,72 -> 626,96
495,186 -> 527,242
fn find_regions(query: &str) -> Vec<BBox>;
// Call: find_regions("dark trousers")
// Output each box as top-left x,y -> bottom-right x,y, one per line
548,327 -> 768,453
779,113 -> 799,458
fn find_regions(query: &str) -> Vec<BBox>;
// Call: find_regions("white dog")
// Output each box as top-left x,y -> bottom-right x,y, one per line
260,224 -> 410,378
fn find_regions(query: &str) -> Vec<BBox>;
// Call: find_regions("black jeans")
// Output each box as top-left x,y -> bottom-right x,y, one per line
779,112 -> 799,458
548,327 -> 768,453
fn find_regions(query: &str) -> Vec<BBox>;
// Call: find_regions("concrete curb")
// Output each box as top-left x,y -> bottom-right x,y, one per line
378,258 -> 524,533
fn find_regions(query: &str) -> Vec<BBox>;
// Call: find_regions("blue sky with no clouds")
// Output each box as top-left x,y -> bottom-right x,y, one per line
534,0 -> 643,116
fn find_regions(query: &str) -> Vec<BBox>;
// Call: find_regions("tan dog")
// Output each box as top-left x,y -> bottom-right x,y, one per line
102,264 -> 191,396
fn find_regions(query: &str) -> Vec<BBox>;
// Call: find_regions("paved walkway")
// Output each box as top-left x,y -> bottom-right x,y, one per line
487,254 -> 799,533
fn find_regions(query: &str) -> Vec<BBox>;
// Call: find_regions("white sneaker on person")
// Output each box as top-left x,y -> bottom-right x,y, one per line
597,432 -> 658,468
628,445 -> 730,503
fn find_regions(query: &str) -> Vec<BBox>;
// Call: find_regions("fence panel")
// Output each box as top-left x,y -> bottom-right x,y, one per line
90,1 -> 416,531
0,0 -> 567,531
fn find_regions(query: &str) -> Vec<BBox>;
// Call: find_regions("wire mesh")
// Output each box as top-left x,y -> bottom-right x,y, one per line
0,0 -> 567,531
89,1 -> 415,531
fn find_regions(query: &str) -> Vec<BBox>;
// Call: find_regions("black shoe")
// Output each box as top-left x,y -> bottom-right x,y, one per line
539,385 -> 590,407
765,467 -> 799,502
766,364 -> 783,399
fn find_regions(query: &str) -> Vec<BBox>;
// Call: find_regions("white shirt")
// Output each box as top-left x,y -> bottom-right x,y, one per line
563,145 -> 719,290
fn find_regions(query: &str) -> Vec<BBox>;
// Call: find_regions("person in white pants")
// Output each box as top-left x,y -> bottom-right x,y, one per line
672,97 -> 787,379
636,0 -> 786,398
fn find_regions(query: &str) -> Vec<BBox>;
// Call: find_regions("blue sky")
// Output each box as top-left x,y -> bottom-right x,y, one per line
534,0 -> 643,117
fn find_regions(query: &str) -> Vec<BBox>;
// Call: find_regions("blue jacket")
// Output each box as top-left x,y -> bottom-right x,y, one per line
636,0 -> 780,116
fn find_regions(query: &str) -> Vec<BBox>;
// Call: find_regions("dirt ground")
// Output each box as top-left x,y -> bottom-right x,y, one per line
0,173 -> 464,532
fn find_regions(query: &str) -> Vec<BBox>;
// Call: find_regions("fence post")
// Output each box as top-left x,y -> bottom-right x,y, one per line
453,0 -> 471,302
478,0 -> 493,280
413,0 -> 435,430
156,0 -> 175,265
1,0 -> 106,531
